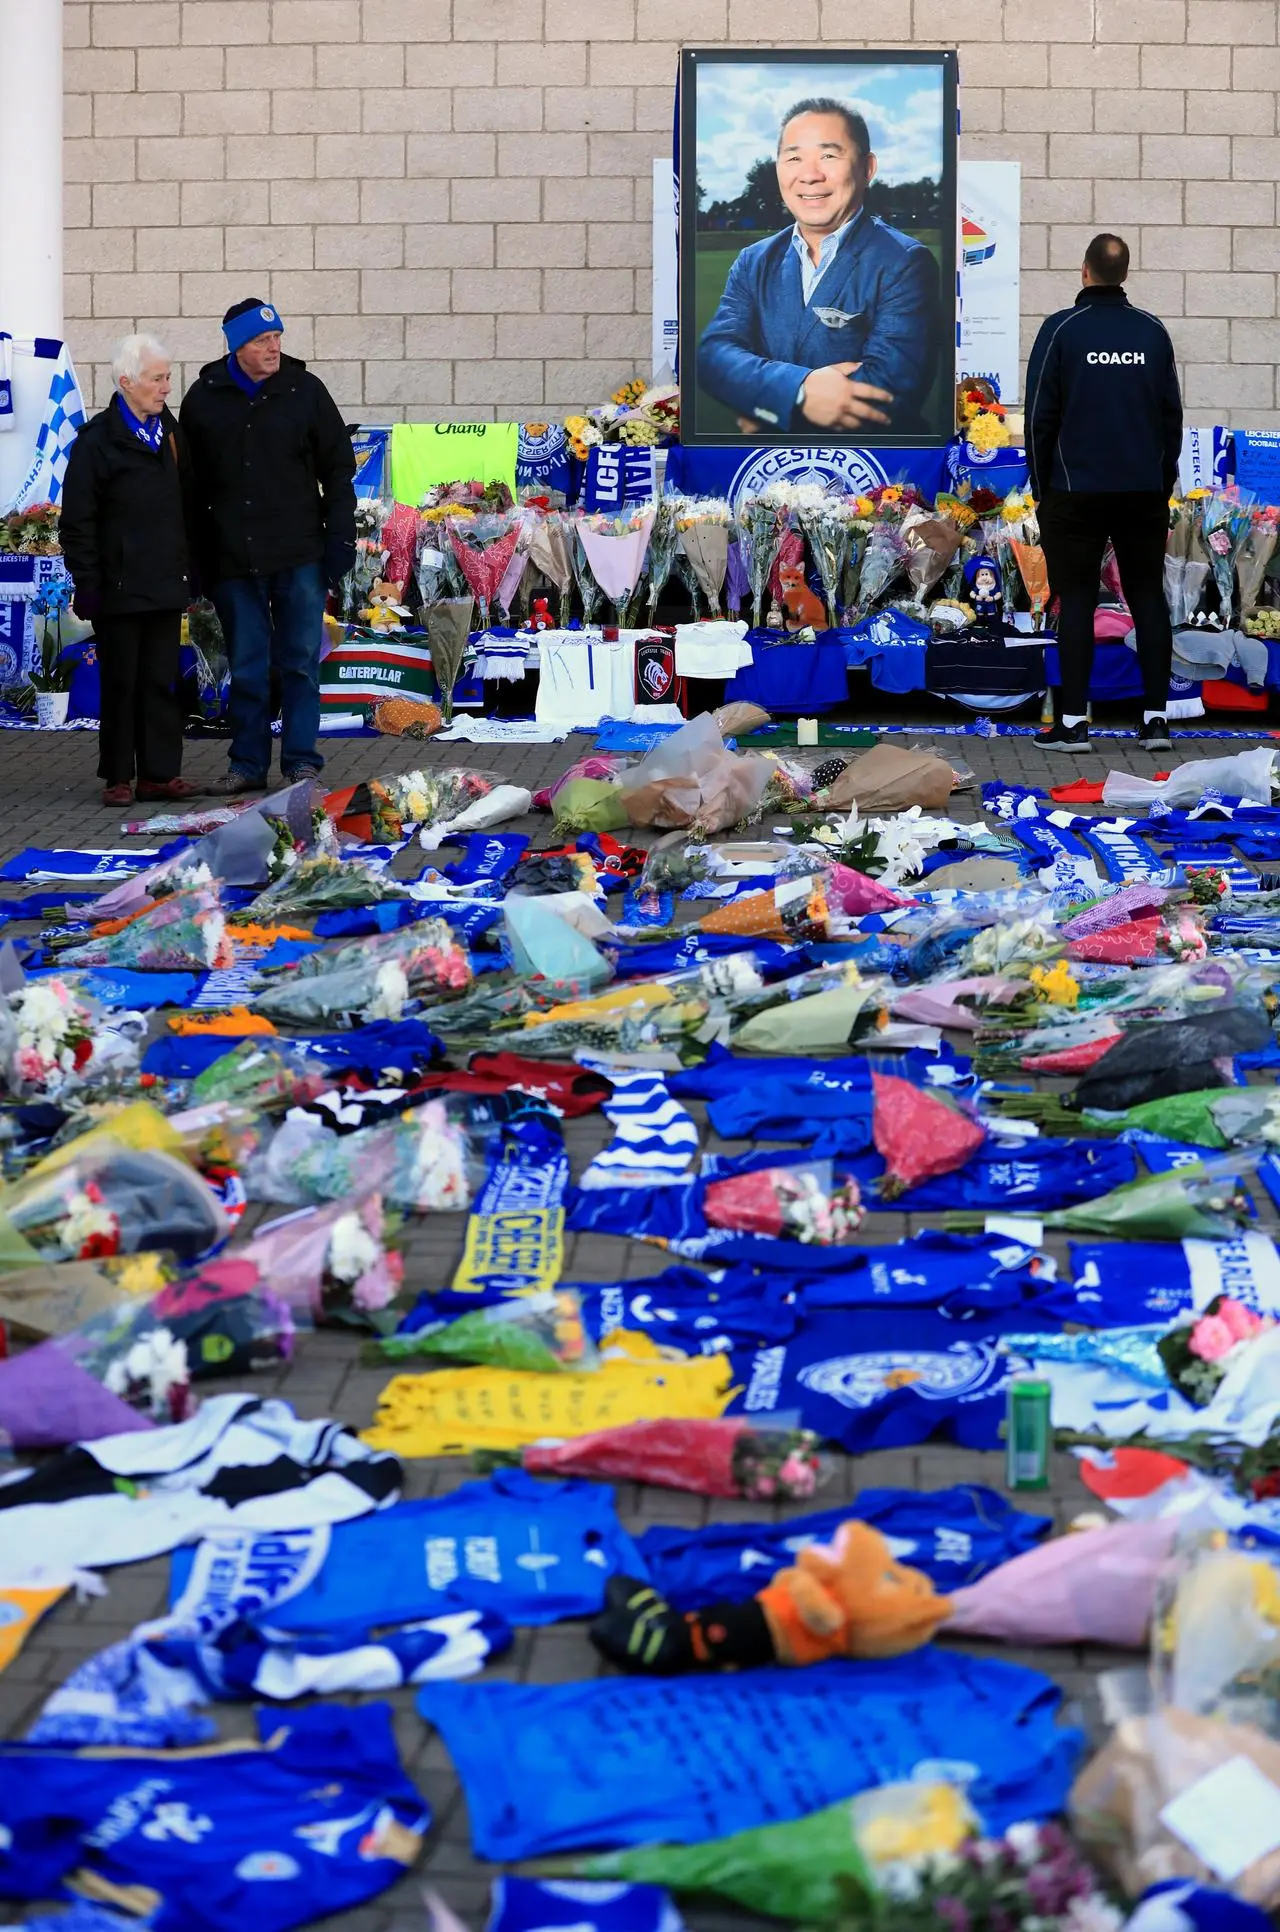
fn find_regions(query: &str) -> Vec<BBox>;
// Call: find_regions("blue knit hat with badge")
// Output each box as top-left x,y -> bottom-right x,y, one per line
223,299 -> 285,355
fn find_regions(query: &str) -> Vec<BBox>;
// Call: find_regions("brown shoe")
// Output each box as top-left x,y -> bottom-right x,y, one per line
136,777 -> 208,801
102,782 -> 133,807
206,768 -> 268,797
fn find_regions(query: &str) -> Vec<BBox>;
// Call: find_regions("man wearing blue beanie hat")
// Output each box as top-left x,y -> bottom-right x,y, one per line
179,297 -> 355,793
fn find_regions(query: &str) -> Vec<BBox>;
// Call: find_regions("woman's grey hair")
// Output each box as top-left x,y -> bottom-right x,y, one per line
111,333 -> 170,389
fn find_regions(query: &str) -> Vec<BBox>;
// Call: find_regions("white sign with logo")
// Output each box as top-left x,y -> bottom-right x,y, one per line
652,158 -> 679,380
957,158 -> 1021,404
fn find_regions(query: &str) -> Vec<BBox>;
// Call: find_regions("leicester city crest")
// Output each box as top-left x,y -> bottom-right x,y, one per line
796,1340 -> 1011,1410
727,446 -> 890,514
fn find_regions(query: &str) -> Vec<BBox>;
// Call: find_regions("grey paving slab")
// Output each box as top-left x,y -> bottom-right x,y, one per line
0,697 -> 1276,1928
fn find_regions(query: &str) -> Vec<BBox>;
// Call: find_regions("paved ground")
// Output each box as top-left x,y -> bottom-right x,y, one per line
2,694 -> 1277,1931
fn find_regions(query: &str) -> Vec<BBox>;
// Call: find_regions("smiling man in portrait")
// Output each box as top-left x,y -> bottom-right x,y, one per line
697,97 -> 940,439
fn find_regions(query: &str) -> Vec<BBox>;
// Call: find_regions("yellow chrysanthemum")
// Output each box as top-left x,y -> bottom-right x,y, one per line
967,413 -> 1012,451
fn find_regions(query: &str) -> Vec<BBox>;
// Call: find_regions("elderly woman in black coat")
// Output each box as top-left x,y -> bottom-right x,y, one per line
59,332 -> 204,807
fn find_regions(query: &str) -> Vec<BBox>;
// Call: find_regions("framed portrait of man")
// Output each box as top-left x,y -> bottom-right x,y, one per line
679,48 -> 959,448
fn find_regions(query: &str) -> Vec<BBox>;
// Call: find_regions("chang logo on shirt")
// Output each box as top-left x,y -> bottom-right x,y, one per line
727,445 -> 888,514
796,1341 -> 1010,1410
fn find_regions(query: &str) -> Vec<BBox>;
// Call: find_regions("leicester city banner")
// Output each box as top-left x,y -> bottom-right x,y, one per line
664,442 -> 952,509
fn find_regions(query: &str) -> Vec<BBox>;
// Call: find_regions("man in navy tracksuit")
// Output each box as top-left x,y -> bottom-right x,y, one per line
1025,232 -> 1183,754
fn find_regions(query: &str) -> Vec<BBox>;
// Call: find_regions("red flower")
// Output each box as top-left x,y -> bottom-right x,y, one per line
84,1180 -> 105,1205
72,1038 -> 93,1069
1252,1471 -> 1280,1500
79,1230 -> 119,1259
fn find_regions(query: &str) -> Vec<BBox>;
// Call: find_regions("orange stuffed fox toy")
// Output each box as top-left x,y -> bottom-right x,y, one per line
591,1521 -> 952,1675
758,1521 -> 953,1664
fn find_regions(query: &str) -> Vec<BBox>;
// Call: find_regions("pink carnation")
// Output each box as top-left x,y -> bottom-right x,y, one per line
1189,1314 -> 1235,1362
1218,1298 -> 1265,1344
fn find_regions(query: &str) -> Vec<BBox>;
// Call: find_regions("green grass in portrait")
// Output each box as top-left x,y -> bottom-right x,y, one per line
693,228 -> 947,440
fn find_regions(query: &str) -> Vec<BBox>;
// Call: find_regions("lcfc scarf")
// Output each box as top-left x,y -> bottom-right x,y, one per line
418,1650 -> 1082,1859
448,1120 -> 568,1304
637,1483 -> 1050,1607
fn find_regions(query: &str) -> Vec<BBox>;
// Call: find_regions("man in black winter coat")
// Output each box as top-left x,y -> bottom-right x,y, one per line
1025,232 -> 1183,755
180,299 -> 356,793
60,332 -> 204,807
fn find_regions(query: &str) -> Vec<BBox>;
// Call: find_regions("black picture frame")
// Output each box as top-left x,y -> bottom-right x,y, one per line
678,46 -> 959,449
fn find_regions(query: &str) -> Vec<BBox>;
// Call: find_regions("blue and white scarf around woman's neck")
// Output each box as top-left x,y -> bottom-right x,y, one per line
114,392 -> 164,452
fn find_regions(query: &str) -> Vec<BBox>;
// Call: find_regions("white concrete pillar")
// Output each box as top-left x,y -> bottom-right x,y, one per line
0,0 -> 65,509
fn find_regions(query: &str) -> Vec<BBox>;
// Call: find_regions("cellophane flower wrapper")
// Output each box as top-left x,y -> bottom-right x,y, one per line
0,977 -> 100,1098
254,919 -> 471,1027
515,1417 -> 760,1497
61,887 -> 233,973
900,508 -> 961,601
576,506 -> 655,622
338,498 -> 391,621
418,782 -> 532,853
704,1160 -> 864,1244
1026,1161 -> 1254,1242
372,1289 -> 596,1375
526,510 -> 575,626
853,523 -> 907,619
1011,538 -> 1051,625
425,597 -> 475,722
414,513 -> 465,611
793,500 -> 854,628
642,497 -> 680,620
448,512 -> 522,626
242,853 -> 407,920
674,500 -> 731,618
872,1072 -> 986,1200
248,1101 -> 478,1216
188,1039 -> 330,1113
1199,488 -> 1255,617
570,521 -> 605,627
735,496 -> 787,629
236,1193 -> 403,1329
1237,509 -> 1280,615
0,1144 -> 229,1271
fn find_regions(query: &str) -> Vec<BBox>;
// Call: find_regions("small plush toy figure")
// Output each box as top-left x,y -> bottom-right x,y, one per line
525,596 -> 555,633
360,578 -> 410,631
778,562 -> 827,633
964,553 -> 1003,629
591,1521 -> 952,1675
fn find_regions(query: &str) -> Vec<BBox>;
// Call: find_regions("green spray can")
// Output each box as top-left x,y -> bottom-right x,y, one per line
1005,1379 -> 1052,1490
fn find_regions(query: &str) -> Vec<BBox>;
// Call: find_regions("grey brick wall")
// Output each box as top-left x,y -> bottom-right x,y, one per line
69,0 -> 1280,424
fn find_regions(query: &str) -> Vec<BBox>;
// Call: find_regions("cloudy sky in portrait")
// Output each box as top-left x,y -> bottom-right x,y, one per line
695,61 -> 945,203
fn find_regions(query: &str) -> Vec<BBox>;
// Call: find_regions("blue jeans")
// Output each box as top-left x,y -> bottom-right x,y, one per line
211,561 -> 326,778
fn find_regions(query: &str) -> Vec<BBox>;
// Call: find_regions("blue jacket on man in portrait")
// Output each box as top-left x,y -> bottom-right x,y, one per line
698,210 -> 939,436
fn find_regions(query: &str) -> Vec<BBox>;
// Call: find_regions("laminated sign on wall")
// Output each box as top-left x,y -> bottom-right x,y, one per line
957,160 -> 1021,404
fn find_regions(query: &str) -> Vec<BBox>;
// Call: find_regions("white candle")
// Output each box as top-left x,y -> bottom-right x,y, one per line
796,717 -> 818,747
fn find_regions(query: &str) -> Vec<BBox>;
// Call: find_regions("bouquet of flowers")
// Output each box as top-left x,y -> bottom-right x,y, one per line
956,377 -> 1012,451
373,1288 -> 594,1375
735,495 -> 789,628
900,505 -> 963,602
241,852 -> 407,920
526,509 -> 575,625
338,498 -> 391,622
484,1416 -> 827,1500
642,496 -> 681,622
0,501 -> 60,554
0,978 -> 96,1095
248,1101 -> 476,1215
1000,486 -> 1050,627
872,1073 -> 986,1201
1237,503 -> 1280,616
448,512 -> 522,626
1165,492 -> 1212,629
425,595 -> 475,721
1158,1294 -> 1276,1406
318,1196 -> 405,1327
253,919 -> 471,1027
852,1817 -> 1120,1932
674,498 -> 732,619
1198,487 -> 1254,621
564,518 -> 605,626
704,1160 -> 864,1244
795,497 -> 856,628
61,886 -> 233,972
564,378 -> 679,454
852,520 -> 907,619
1,1145 -> 229,1268
697,872 -> 831,944
575,504 -> 656,624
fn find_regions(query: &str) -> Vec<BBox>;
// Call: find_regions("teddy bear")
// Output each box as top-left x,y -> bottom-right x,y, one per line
524,595 -> 555,633
360,578 -> 410,631
590,1521 -> 952,1675
778,562 -> 827,633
